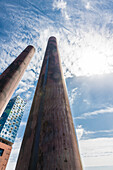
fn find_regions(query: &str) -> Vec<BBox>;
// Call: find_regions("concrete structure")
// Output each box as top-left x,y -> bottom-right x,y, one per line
0,140 -> 12,170
0,45 -> 35,116
0,95 -> 26,169
16,37 -> 82,170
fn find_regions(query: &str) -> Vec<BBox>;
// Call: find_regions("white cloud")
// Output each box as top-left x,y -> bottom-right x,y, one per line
83,99 -> 90,105
53,0 -> 67,10
79,138 -> 113,167
76,126 -> 113,167
75,106 -> 113,119
69,88 -> 78,105
53,0 -> 70,20
85,2 -> 91,10
15,88 -> 27,94
81,0 -> 92,10
76,125 -> 84,140
76,125 -> 113,138
84,129 -> 113,135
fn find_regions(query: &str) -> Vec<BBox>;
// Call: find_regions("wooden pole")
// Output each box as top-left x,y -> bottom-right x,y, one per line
16,37 -> 82,170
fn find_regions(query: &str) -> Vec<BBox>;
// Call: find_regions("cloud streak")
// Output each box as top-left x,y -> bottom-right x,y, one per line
76,125 -> 113,140
75,106 -> 113,119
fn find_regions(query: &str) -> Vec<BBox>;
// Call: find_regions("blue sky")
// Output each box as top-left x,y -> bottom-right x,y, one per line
0,0 -> 113,169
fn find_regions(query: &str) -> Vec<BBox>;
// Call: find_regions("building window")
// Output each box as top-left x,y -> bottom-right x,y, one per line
0,148 -> 4,156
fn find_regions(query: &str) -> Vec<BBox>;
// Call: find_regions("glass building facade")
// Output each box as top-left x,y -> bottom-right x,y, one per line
0,95 -> 26,144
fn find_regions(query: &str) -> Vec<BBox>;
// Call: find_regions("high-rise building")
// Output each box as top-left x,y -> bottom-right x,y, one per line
0,95 -> 26,170
16,37 -> 82,170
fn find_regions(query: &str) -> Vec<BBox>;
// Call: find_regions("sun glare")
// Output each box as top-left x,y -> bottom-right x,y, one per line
79,47 -> 107,76
62,31 -> 113,77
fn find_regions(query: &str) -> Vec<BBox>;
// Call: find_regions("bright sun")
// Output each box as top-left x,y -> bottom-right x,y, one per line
79,47 -> 107,76
61,31 -> 113,77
